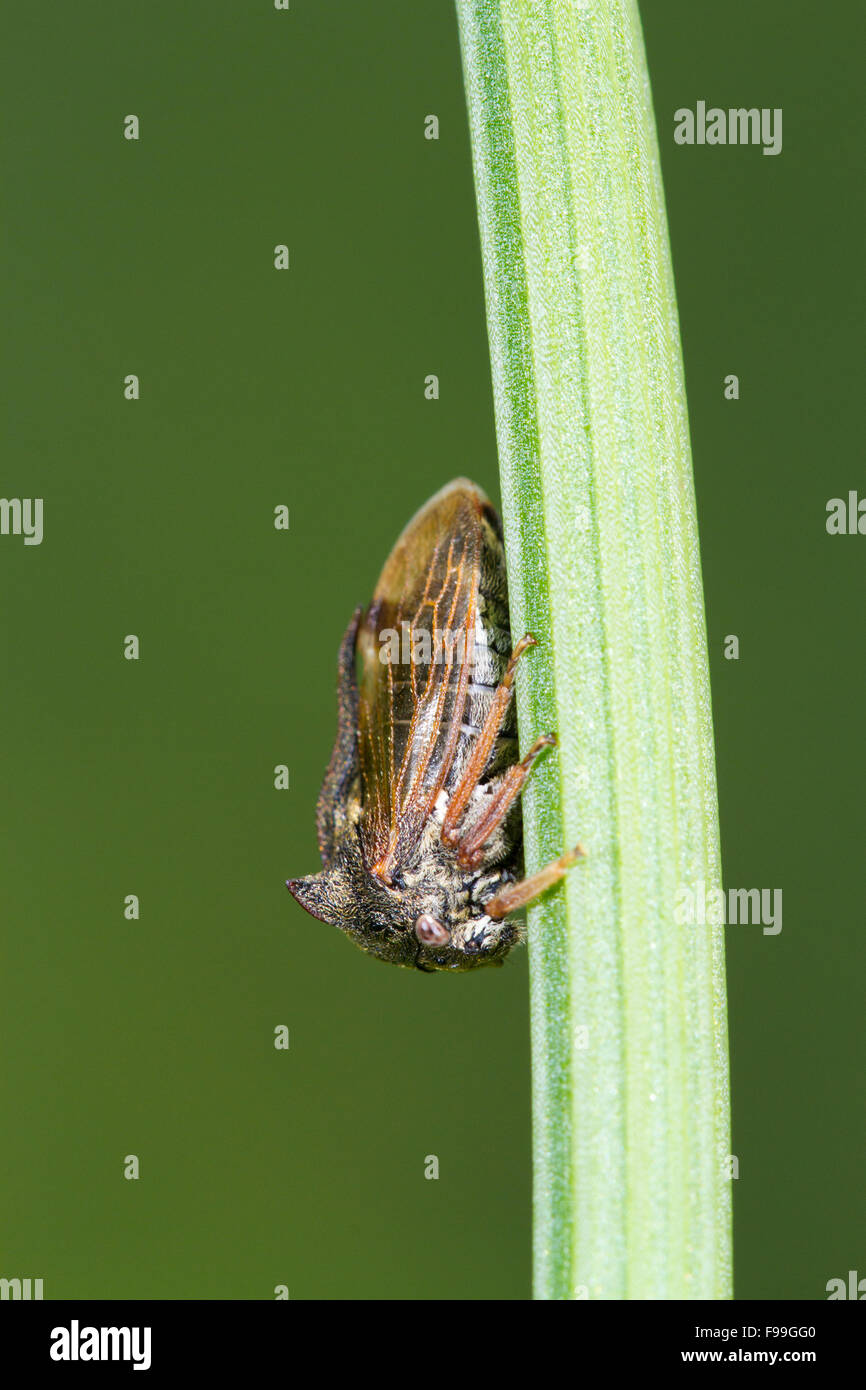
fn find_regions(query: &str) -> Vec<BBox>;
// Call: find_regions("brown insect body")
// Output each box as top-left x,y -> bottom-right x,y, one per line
287,479 -> 581,972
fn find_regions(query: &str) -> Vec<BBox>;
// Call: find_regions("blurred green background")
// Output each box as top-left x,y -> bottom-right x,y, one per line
1,1 -> 861,1299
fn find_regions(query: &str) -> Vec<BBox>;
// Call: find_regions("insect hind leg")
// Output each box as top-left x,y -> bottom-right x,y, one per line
441,632 -> 536,850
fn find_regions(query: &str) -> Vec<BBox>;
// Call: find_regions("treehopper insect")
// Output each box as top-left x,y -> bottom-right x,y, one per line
287,479 -> 583,971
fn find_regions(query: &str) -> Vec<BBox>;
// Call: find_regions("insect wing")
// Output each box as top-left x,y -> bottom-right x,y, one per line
356,481 -> 487,883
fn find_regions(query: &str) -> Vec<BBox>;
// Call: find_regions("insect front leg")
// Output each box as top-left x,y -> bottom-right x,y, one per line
441,632 -> 537,850
483,845 -> 586,920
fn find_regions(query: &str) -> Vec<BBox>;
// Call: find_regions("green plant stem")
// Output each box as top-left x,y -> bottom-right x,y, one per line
456,0 -> 731,1299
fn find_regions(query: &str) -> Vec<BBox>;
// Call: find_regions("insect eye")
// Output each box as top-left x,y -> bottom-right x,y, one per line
415,914 -> 450,947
